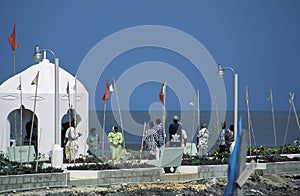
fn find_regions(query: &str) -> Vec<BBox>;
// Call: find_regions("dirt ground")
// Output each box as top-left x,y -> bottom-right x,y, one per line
3,173 -> 300,196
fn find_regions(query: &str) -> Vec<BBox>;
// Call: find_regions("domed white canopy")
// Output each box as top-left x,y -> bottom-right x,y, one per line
0,59 -> 89,156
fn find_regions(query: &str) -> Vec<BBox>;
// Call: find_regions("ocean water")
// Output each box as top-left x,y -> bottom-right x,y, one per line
89,110 -> 300,152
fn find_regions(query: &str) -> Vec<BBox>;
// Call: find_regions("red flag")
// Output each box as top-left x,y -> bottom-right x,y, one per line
159,81 -> 166,105
102,79 -> 110,101
8,22 -> 20,51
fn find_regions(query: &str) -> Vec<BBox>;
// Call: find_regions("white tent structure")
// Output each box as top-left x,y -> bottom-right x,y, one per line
0,59 -> 89,157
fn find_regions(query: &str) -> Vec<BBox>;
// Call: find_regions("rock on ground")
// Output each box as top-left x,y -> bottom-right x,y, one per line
3,173 -> 300,196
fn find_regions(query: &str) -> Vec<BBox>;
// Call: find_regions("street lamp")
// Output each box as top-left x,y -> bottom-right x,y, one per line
217,64 -> 238,142
33,45 -> 62,167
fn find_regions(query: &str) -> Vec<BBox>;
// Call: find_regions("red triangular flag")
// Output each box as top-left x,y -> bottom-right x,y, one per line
102,79 -> 110,101
159,81 -> 165,105
8,22 -> 20,51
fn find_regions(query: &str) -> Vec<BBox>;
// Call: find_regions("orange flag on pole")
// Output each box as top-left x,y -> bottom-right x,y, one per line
8,22 -> 20,51
102,79 -> 110,101
159,81 -> 166,105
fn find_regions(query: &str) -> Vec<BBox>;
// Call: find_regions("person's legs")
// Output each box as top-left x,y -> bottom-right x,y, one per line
110,144 -> 116,160
116,144 -> 122,161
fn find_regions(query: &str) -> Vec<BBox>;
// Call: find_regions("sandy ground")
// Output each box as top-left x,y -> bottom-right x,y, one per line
3,173 -> 300,195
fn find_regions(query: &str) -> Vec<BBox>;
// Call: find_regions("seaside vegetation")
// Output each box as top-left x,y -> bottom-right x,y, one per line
0,153 -> 62,175
1,143 -> 300,174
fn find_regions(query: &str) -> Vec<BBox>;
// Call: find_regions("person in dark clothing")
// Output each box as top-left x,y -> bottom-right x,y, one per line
219,122 -> 228,153
168,115 -> 182,147
24,121 -> 38,154
225,124 -> 234,152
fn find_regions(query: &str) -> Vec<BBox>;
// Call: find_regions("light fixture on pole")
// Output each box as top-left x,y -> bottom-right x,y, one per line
217,64 -> 238,142
33,45 -> 62,167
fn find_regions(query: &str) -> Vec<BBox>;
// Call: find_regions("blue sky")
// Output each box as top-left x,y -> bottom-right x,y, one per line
1,1 -> 300,112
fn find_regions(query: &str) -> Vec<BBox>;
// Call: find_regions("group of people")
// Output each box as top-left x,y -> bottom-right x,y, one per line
142,118 -> 165,160
219,122 -> 235,153
142,116 -> 235,160
63,116 -> 235,162
63,122 -> 124,163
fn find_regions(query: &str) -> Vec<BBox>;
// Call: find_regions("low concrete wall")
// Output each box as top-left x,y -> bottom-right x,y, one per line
197,164 -> 228,179
177,165 -> 228,179
178,161 -> 300,180
0,172 -> 69,193
1,161 -> 300,193
97,167 -> 162,185
264,161 -> 300,174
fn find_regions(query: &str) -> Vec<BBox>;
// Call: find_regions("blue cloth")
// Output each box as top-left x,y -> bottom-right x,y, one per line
224,117 -> 242,196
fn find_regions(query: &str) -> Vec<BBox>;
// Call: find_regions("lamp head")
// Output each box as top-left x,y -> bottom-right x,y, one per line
217,64 -> 224,77
33,45 -> 42,63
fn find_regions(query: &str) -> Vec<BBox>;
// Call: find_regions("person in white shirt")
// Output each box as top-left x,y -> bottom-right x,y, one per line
65,121 -> 82,161
197,122 -> 209,158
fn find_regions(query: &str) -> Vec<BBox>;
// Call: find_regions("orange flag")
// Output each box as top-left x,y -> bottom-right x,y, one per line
8,22 -> 20,51
159,81 -> 166,105
102,79 -> 110,101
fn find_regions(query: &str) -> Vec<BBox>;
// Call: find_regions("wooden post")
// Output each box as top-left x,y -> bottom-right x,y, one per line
112,77 -> 125,151
102,102 -> 107,157
139,121 -> 146,160
269,89 -> 277,146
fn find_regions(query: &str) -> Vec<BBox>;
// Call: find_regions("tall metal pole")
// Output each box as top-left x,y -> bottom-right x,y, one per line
55,58 -> 60,144
234,73 -> 238,142
217,64 -> 238,142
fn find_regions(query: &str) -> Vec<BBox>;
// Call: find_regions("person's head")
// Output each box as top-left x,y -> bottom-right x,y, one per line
156,118 -> 161,125
229,124 -> 234,132
201,122 -> 207,129
71,121 -> 77,128
173,115 -> 180,123
112,126 -> 118,132
149,121 -> 154,128
90,127 -> 97,134
221,122 -> 226,129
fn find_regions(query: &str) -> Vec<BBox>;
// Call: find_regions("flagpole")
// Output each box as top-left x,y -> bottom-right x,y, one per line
112,77 -> 125,151
190,95 -> 196,143
214,95 -> 220,132
9,21 -> 20,146
67,81 -> 73,163
102,102 -> 106,157
245,86 -> 256,152
197,90 -> 200,127
282,101 -> 292,154
74,77 -> 77,139
28,71 -> 39,163
162,82 -> 166,145
35,127 -> 42,172
19,77 -> 23,165
290,92 -> 300,132
269,88 -> 277,146
140,121 -> 146,160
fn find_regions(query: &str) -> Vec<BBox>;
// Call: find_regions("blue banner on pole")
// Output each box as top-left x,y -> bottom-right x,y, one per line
224,117 -> 242,196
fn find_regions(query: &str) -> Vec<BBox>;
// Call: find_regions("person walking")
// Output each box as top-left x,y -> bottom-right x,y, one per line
86,127 -> 100,158
153,118 -> 165,159
225,124 -> 234,152
108,126 -> 123,163
219,122 -> 228,153
197,122 -> 209,157
65,121 -> 82,161
143,121 -> 157,160
181,128 -> 188,147
168,115 -> 182,147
